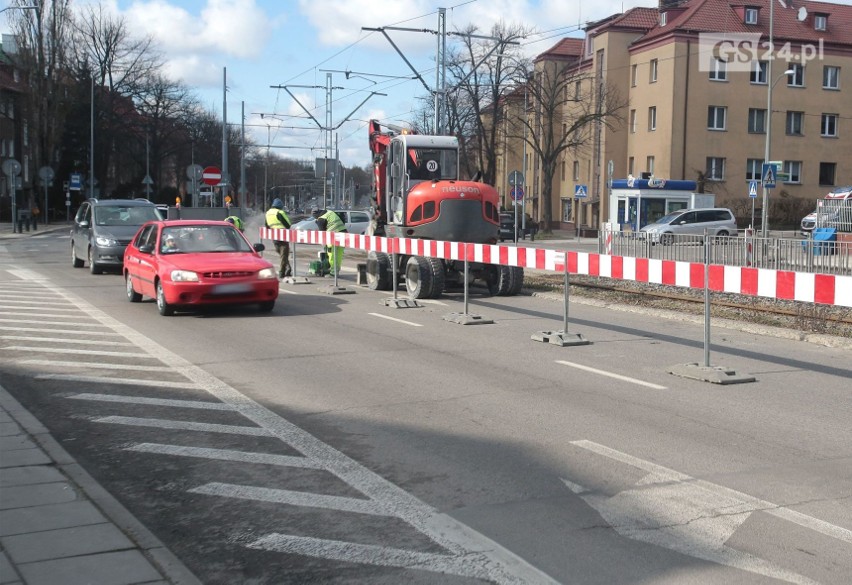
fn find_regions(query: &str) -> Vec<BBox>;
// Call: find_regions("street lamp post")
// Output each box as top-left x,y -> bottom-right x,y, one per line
760,67 -> 795,237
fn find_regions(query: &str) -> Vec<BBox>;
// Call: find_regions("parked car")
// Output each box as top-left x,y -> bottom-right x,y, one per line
123,220 -> 279,316
639,208 -> 737,245
291,209 -> 372,234
71,198 -> 162,274
499,212 -> 518,242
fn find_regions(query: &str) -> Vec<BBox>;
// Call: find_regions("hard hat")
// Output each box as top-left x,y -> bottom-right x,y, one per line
272,198 -> 284,209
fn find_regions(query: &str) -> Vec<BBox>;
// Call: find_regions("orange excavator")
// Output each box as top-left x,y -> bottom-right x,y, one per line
365,119 -> 523,298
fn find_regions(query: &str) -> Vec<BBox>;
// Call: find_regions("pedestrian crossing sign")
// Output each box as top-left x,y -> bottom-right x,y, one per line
762,163 -> 777,188
748,181 -> 758,198
574,184 -> 588,198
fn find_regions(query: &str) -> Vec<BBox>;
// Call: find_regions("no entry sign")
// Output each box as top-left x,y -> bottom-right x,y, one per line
202,166 -> 222,186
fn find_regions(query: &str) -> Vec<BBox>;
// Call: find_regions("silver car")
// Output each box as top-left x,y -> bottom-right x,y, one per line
71,198 -> 162,274
640,208 -> 737,245
291,209 -> 372,235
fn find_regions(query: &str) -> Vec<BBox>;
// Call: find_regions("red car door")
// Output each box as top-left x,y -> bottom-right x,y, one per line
127,224 -> 159,299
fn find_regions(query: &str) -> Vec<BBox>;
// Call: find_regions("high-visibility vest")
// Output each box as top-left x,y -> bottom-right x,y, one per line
265,208 -> 291,229
319,210 -> 345,233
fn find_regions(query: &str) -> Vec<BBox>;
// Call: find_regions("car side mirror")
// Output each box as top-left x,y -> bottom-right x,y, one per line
138,244 -> 154,254
78,220 -> 90,228
253,243 -> 265,252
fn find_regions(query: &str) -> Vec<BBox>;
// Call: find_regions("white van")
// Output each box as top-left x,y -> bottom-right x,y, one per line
801,186 -> 852,235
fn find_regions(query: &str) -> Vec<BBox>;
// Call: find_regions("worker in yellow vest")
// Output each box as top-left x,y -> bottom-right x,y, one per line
265,199 -> 292,278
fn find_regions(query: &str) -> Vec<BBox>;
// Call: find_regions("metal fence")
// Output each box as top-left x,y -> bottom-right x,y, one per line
600,230 -> 852,276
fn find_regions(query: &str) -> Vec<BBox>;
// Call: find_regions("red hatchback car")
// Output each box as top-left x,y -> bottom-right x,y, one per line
123,220 -> 279,316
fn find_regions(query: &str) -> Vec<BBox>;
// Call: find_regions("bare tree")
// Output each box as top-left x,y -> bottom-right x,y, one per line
71,1 -> 163,195
509,59 -> 625,233
10,0 -> 74,213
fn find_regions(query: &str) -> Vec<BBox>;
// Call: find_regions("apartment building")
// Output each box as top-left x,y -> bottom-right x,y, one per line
499,0 -> 852,232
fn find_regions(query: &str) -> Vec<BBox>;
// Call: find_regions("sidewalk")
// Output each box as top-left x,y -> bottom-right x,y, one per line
0,222 -> 69,241
0,385 -> 201,585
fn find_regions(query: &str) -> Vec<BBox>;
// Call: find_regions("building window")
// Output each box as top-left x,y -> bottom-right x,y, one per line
745,7 -> 759,24
561,160 -> 566,181
819,162 -> 836,185
814,13 -> 827,31
660,12 -> 667,26
748,108 -> 766,133
746,158 -> 764,181
574,81 -> 581,100
787,64 -> 805,87
648,106 -> 657,131
628,157 -> 635,176
823,66 -> 839,89
646,156 -> 655,175
751,61 -> 768,84
821,114 -> 838,137
573,161 -> 580,181
783,161 -> 802,183
706,157 -> 726,181
786,111 -> 804,135
709,58 -> 727,81
631,64 -> 638,87
708,106 -> 727,130
649,59 -> 658,83
630,109 -> 637,133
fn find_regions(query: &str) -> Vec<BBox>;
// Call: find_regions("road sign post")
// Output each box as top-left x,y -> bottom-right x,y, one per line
749,180 -> 758,228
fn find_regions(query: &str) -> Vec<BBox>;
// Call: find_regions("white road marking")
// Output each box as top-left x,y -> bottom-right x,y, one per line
278,288 -> 300,295
555,360 -> 667,390
368,312 -> 423,327
94,416 -> 274,437
0,306 -> 79,313
39,374 -> 199,389
0,318 -> 107,327
8,346 -> 150,357
249,534 -> 489,578
0,326 -> 121,336
190,482 -> 392,516
127,443 -> 324,469
5,337 -> 132,346
12,269 -> 558,584
565,440 -> 850,585
24,359 -> 166,371
415,298 -> 448,306
70,393 -> 233,410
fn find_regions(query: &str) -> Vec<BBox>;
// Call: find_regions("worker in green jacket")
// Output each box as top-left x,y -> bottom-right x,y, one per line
312,207 -> 347,275
265,198 -> 292,278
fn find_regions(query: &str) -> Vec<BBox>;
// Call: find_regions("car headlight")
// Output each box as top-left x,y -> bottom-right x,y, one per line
95,236 -> 119,247
257,268 -> 277,280
170,270 -> 199,282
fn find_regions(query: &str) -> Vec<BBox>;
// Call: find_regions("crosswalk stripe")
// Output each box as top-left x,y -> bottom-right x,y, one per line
39,374 -> 199,389
95,415 -> 274,436
8,346 -> 150,357
127,443 -> 324,469
25,360 -> 166,371
70,394 -> 233,410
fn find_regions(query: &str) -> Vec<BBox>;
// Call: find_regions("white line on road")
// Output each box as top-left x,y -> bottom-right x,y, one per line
24,359 -> 166,371
127,443 -> 324,469
4,337 -> 133,346
555,360 -> 667,390
278,288 -> 300,295
70,393 -> 234,410
367,312 -> 423,327
0,318 -> 109,327
94,416 -> 274,436
0,306 -> 78,313
8,346 -> 151,358
38,374 -> 199,389
190,482 -> 392,516
0,326 -> 121,336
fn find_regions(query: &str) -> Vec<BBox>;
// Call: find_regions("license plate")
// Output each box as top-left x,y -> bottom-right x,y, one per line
211,283 -> 252,295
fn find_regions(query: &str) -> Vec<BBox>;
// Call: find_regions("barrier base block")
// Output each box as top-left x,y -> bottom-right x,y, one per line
283,276 -> 311,285
383,297 -> 422,308
318,285 -> 355,295
531,330 -> 590,346
443,312 -> 494,325
667,363 -> 756,385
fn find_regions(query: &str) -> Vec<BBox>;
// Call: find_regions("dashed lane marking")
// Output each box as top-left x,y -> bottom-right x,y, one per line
556,360 -> 667,390
368,312 -> 423,327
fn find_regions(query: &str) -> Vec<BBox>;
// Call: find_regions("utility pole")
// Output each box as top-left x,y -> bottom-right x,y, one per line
240,101 -> 246,206
221,67 -> 229,206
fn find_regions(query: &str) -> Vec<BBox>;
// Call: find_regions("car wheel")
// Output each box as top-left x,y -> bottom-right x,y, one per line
715,230 -> 729,244
72,244 -> 84,268
88,247 -> 103,274
126,273 -> 142,302
156,281 -> 174,316
660,233 -> 674,246
258,300 -> 275,312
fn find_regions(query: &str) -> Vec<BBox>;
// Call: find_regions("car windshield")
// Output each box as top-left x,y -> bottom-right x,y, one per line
95,205 -> 160,226
160,225 -> 253,254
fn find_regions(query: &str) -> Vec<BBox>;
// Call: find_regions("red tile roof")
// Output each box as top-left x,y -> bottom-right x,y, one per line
636,0 -> 852,46
536,37 -> 584,61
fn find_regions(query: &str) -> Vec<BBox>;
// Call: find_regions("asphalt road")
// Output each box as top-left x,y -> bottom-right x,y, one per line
1,228 -> 850,584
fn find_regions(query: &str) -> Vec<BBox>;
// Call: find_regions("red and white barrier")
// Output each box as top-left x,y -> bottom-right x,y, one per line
260,228 -> 852,307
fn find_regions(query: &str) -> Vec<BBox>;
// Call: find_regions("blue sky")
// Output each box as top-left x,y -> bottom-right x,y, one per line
5,0 -> 655,168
